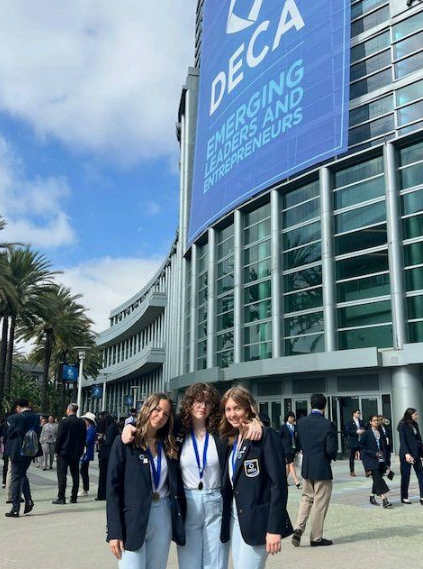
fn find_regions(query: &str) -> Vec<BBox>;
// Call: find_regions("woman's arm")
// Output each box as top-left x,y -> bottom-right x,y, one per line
106,438 -> 126,548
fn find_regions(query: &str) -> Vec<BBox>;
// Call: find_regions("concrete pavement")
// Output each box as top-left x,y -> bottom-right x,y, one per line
1,458 -> 422,569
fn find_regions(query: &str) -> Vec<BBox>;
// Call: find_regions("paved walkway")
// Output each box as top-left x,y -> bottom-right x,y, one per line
1,458 -> 422,569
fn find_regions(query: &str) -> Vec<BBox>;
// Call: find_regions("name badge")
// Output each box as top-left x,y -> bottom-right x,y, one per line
244,459 -> 260,478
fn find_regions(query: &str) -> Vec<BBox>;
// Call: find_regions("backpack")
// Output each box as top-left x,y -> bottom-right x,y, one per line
21,428 -> 39,457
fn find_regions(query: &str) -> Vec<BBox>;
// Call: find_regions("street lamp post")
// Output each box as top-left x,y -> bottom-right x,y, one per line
102,374 -> 109,412
74,346 -> 90,417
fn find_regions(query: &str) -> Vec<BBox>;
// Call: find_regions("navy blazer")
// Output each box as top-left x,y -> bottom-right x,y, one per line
55,414 -> 86,461
220,427 -> 293,546
106,438 -> 185,552
278,423 -> 298,460
359,429 -> 388,471
398,421 -> 423,461
297,413 -> 337,480
6,410 -> 41,461
345,419 -> 365,450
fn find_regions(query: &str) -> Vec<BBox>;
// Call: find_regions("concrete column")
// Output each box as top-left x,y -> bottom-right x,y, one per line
385,142 -> 407,349
320,167 -> 336,352
271,190 -> 281,358
234,210 -> 243,364
207,228 -> 216,368
391,365 -> 423,453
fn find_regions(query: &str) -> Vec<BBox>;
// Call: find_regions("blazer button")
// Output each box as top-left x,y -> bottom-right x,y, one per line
239,508 -> 243,514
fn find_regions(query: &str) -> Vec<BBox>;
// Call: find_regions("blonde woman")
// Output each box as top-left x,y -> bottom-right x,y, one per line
107,393 -> 185,569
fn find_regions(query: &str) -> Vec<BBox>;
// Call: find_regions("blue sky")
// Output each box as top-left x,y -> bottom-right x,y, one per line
0,0 -> 197,331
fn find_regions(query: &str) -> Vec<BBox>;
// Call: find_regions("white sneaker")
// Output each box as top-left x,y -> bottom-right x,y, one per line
77,490 -> 88,497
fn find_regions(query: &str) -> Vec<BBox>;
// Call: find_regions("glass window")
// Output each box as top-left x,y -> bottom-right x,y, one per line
402,189 -> 423,217
395,51 -> 423,79
244,281 -> 271,304
284,266 -> 322,292
244,343 -> 272,361
396,79 -> 423,106
244,322 -> 272,344
283,199 -> 320,227
217,257 -> 234,278
244,259 -> 271,282
409,320 -> 423,343
395,30 -> 423,59
217,237 -> 234,258
282,181 -> 319,209
338,325 -> 392,349
393,10 -> 423,41
407,295 -> 423,320
217,274 -> 234,295
217,332 -> 234,351
400,163 -> 423,190
405,266 -> 423,291
336,250 -> 389,279
335,223 -> 387,254
397,100 -> 423,126
285,312 -> 324,336
351,0 -> 388,20
244,300 -> 272,323
405,241 -> 423,267
284,243 -> 322,268
349,114 -> 394,145
351,31 -> 390,63
284,287 -> 323,312
283,221 -> 321,249
338,300 -> 391,328
335,201 -> 386,234
217,311 -> 234,330
399,120 -> 423,136
244,240 -> 271,264
334,176 -> 385,209
351,6 -> 390,37
335,156 -> 384,188
403,214 -> 423,240
350,69 -> 392,99
350,49 -> 390,81
285,334 -> 324,356
399,140 -> 423,168
217,224 -> 234,244
244,203 -> 271,226
217,295 -> 234,314
217,351 -> 234,368
337,273 -> 390,302
244,219 -> 271,245
350,95 -> 393,127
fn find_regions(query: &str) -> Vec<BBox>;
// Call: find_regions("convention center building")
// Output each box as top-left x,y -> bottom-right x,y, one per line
84,0 -> 423,453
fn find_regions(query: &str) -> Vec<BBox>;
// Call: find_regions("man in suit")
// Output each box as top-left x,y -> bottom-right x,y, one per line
291,393 -> 337,547
5,397 -> 41,518
345,409 -> 365,476
52,403 -> 86,505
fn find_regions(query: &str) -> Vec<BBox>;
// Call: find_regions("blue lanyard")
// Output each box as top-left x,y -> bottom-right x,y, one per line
190,431 -> 209,481
146,441 -> 162,492
231,438 -> 238,483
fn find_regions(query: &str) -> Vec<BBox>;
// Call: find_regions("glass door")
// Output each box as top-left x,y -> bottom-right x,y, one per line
258,401 -> 282,430
334,395 -> 381,456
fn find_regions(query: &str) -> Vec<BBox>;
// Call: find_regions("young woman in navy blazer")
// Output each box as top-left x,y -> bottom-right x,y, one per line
220,386 -> 293,569
106,393 -> 185,569
397,407 -> 423,504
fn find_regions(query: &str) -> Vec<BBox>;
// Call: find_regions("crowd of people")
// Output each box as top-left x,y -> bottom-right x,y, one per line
1,388 -> 423,569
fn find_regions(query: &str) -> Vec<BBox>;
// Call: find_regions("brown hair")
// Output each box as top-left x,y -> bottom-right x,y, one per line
133,393 -> 177,459
179,383 -> 221,434
219,386 -> 259,443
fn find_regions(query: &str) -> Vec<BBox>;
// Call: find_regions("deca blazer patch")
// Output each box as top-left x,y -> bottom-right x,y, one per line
244,459 -> 260,478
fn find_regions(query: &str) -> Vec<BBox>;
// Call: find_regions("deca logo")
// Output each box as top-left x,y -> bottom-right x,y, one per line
227,0 -> 264,34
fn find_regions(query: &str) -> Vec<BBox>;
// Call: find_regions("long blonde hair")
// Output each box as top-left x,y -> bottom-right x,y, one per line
133,393 -> 177,459
219,386 -> 260,444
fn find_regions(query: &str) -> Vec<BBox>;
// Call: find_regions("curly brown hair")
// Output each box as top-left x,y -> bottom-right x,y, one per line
179,383 -> 221,434
134,393 -> 178,459
219,386 -> 260,444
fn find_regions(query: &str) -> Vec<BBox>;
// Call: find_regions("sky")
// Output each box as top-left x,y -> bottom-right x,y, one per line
0,0 -> 197,332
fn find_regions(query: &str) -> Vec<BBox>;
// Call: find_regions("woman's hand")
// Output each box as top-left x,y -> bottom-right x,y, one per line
243,417 -> 263,441
266,533 -> 281,554
405,453 -> 415,464
121,425 -> 136,444
109,539 -> 125,560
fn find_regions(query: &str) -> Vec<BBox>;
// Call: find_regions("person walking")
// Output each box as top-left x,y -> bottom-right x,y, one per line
40,415 -> 58,470
220,386 -> 293,569
52,403 -> 86,505
397,408 -> 423,505
78,412 -> 97,497
4,398 -> 41,518
107,392 -> 185,569
360,415 -> 392,508
345,409 -> 365,476
291,393 -> 337,547
96,414 -> 120,501
279,412 -> 301,488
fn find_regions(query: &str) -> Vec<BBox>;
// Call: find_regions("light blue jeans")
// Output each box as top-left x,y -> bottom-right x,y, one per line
118,498 -> 172,569
230,503 -> 267,569
177,488 -> 229,569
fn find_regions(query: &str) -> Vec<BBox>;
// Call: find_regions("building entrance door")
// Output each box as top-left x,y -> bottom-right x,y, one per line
332,395 -> 381,456
258,401 -> 282,429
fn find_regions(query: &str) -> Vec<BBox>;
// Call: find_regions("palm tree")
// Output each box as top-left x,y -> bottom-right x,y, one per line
3,248 -> 57,393
20,284 -> 99,411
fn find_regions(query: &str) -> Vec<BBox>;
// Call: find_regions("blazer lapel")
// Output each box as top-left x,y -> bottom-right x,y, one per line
232,440 -> 251,486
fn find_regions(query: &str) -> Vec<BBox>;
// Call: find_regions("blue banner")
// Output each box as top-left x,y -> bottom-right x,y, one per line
62,364 -> 79,383
91,385 -> 103,399
189,0 -> 350,244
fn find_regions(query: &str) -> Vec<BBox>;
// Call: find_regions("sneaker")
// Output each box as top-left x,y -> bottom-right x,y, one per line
77,490 -> 88,497
291,529 -> 302,547
310,538 -> 333,546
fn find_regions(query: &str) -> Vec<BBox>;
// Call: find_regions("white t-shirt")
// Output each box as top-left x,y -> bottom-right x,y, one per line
148,446 -> 169,498
180,433 -> 220,490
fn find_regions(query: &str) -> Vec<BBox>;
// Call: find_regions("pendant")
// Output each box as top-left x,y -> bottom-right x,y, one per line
152,492 -> 160,502
198,481 -> 204,490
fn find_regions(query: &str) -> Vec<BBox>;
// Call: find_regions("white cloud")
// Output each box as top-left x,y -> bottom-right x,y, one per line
0,0 -> 197,164
59,255 -> 163,332
143,200 -> 161,216
0,135 -> 76,248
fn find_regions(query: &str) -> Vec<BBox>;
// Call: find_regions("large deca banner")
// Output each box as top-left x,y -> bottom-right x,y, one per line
188,0 -> 350,244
